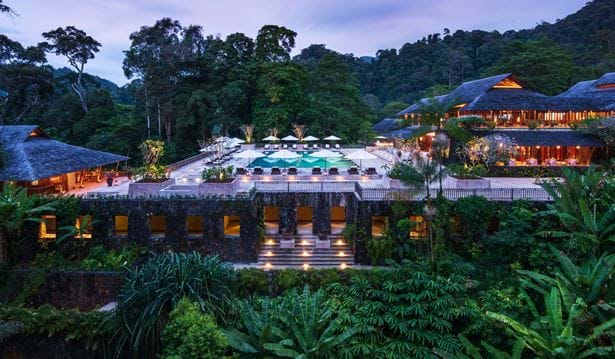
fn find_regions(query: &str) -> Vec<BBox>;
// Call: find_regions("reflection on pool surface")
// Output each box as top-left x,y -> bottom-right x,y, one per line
248,151 -> 354,168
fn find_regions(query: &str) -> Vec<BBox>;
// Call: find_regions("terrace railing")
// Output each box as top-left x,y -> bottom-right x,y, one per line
253,180 -> 357,193
356,185 -> 553,202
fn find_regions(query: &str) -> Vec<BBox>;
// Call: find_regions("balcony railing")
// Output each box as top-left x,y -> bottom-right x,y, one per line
356,186 -> 552,201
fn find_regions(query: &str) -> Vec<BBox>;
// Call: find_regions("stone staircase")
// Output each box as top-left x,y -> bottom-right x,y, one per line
257,234 -> 354,269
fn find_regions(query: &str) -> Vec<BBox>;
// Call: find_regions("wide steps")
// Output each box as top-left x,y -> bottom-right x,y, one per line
257,236 -> 354,269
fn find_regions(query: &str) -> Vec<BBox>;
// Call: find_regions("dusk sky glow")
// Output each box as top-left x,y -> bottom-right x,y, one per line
1,0 -> 588,84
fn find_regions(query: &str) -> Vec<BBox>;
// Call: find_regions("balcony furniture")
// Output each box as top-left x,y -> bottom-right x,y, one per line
527,158 -> 538,166
328,167 -> 339,175
312,167 -> 322,175
508,158 -> 516,166
271,167 -> 282,175
348,167 -> 359,175
567,158 -> 578,166
288,167 -> 298,175
547,158 -> 558,166
253,167 -> 264,175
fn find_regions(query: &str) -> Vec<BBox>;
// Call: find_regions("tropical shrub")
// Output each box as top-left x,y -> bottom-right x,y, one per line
202,165 -> 234,182
328,260 -> 472,358
224,286 -> 356,358
541,167 -> 615,256
105,252 -> 235,358
80,244 -> 145,271
275,268 -> 306,292
161,298 -> 227,359
233,268 -> 270,297
487,287 -> 615,357
453,196 -> 496,257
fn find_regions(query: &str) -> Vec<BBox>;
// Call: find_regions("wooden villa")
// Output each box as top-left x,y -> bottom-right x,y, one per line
0,125 -> 129,193
373,72 -> 615,166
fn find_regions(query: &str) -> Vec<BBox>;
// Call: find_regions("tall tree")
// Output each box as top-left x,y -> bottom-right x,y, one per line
0,35 -> 53,124
123,18 -> 206,142
255,25 -> 296,62
41,26 -> 101,113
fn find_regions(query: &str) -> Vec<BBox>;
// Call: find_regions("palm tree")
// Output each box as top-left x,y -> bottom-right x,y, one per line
0,184 -> 55,264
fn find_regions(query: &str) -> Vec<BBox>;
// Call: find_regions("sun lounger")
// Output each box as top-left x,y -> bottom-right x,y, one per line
264,144 -> 270,149
273,144 -> 279,149
288,167 -> 298,175
335,144 -> 341,149
348,167 -> 359,175
236,168 -> 247,175
283,144 -> 288,149
253,167 -> 264,175
328,167 -> 339,175
271,167 -> 281,175
325,144 -> 330,149
366,167 -> 377,175
312,144 -> 318,149
312,167 -> 322,175
292,144 -> 297,149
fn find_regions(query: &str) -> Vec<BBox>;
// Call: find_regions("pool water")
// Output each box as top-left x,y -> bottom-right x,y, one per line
248,151 -> 355,168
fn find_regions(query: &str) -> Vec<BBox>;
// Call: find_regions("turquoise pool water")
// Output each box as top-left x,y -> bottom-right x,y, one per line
248,151 -> 354,168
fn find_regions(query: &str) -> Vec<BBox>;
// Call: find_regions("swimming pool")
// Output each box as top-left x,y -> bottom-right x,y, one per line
248,151 -> 355,169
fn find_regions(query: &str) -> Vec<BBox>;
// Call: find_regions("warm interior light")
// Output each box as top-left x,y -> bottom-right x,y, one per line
576,145 -> 581,149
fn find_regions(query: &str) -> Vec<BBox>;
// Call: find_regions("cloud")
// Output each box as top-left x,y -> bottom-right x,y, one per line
1,0 -> 588,84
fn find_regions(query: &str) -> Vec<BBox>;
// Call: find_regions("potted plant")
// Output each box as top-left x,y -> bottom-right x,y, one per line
316,231 -> 330,248
280,230 -> 295,248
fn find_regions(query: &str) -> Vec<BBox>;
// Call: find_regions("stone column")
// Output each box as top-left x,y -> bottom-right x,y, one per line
279,203 -> 297,235
128,208 -> 150,246
313,195 -> 331,236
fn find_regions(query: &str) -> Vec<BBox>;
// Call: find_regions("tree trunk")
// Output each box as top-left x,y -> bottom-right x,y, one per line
157,101 -> 162,138
0,231 -> 6,263
73,64 -> 88,113
144,86 -> 151,138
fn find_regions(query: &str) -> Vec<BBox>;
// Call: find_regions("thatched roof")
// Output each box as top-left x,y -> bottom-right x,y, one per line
558,72 -> 615,105
0,125 -> 129,181
373,118 -> 400,134
475,130 -> 604,147
398,95 -> 448,116
401,73 -> 615,115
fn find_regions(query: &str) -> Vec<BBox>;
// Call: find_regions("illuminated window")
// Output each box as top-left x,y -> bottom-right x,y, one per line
114,215 -> 128,236
224,216 -> 240,236
372,216 -> 387,237
39,215 -> 57,239
75,215 -> 93,239
186,216 -> 203,236
149,216 -> 166,236
409,215 -> 427,239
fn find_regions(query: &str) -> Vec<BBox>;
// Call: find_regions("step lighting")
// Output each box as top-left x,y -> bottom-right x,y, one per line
336,240 -> 344,245
303,263 -> 310,270
264,262 -> 273,269
265,239 -> 275,245
301,240 -> 308,245
340,263 -> 347,270
338,251 -> 346,257
301,250 -> 310,256
265,251 -> 273,257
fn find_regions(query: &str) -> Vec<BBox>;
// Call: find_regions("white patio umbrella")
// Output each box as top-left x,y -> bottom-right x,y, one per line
268,149 -> 301,168
374,135 -> 388,139
233,149 -> 266,167
262,135 -> 279,142
231,137 -> 245,144
303,135 -> 320,142
281,135 -> 299,142
345,149 -> 378,168
324,135 -> 341,141
225,137 -> 245,148
310,149 -> 342,169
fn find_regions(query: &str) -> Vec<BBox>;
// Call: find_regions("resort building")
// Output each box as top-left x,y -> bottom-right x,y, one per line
375,72 -> 614,166
0,125 -> 128,194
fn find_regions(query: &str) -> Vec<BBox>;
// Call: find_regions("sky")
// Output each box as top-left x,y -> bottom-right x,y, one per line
1,0 -> 589,85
